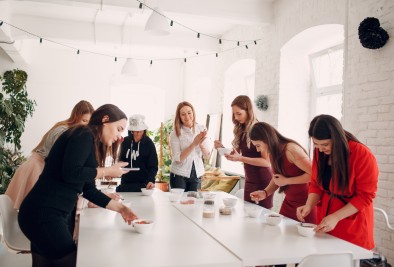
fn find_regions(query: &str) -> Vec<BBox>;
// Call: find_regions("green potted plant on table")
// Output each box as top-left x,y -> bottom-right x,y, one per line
149,119 -> 173,192
0,69 -> 36,194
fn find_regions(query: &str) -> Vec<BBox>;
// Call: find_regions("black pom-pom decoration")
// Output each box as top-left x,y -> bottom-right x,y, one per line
358,17 -> 389,49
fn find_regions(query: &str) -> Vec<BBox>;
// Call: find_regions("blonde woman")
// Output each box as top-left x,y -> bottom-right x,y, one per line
6,100 -> 94,209
169,101 -> 211,191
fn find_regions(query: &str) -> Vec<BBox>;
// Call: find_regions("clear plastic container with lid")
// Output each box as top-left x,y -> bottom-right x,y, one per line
202,193 -> 216,218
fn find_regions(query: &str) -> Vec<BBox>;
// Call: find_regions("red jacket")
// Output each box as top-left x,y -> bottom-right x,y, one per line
309,140 -> 378,249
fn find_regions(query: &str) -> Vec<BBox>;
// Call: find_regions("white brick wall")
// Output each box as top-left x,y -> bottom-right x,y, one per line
346,0 -> 394,262
218,0 -> 394,263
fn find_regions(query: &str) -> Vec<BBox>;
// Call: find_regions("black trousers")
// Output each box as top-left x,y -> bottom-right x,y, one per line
19,206 -> 77,261
170,162 -> 201,192
116,182 -> 146,192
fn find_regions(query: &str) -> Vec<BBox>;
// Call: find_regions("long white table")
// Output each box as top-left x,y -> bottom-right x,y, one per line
173,192 -> 373,267
76,191 -> 242,267
76,191 -> 372,267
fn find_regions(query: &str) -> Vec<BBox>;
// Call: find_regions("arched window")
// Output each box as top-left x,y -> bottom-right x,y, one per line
221,59 -> 256,174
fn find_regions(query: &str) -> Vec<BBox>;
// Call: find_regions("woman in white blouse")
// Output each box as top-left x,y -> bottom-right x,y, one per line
169,101 -> 211,191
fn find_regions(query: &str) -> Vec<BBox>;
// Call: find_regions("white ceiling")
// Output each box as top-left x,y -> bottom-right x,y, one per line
0,0 -> 275,61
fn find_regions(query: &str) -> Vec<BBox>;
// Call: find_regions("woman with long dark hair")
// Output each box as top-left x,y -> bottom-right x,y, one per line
249,122 -> 316,223
18,104 -> 138,267
297,114 -> 378,249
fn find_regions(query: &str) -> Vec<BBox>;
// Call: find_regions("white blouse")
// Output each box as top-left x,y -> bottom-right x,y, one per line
169,123 -> 212,178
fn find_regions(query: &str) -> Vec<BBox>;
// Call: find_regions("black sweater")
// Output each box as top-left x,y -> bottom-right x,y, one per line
118,134 -> 158,186
20,126 -> 111,214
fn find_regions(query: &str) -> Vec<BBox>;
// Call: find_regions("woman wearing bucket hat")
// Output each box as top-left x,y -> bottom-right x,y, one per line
116,114 -> 158,192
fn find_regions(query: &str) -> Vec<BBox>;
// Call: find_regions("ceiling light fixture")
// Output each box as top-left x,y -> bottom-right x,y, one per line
121,58 -> 138,76
145,7 -> 170,36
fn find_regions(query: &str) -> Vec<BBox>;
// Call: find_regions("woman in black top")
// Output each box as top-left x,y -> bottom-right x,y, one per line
18,104 -> 138,267
116,114 -> 158,192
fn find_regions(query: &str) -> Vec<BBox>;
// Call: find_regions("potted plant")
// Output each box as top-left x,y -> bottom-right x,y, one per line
0,69 -> 36,194
149,118 -> 173,192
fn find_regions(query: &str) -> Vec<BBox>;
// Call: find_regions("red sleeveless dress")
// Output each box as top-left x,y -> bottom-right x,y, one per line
239,137 -> 274,209
276,155 -> 316,223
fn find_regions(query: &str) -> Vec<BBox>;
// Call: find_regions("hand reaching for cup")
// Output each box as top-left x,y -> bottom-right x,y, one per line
146,182 -> 155,189
214,140 -> 224,149
250,190 -> 268,204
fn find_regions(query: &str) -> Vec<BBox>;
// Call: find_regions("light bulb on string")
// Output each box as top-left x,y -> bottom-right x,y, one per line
197,33 -> 200,38
115,57 -> 117,62
216,53 -> 218,57
219,39 -> 222,44
0,21 -> 3,26
237,41 -> 240,46
170,21 -> 173,26
245,45 -> 248,49
139,3 -> 142,9
40,38 -> 43,43
254,40 -> 257,45
77,50 -> 80,55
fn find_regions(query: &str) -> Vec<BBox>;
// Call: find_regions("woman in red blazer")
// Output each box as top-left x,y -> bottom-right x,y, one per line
297,114 -> 378,249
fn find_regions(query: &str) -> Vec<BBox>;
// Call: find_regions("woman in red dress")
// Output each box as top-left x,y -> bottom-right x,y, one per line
297,114 -> 378,249
215,95 -> 273,209
249,122 -> 316,223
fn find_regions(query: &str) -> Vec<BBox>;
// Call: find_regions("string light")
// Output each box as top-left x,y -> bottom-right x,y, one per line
197,33 -> 200,38
237,41 -> 240,46
170,20 -> 173,26
245,45 -> 248,49
139,3 -> 142,9
0,18 -> 260,64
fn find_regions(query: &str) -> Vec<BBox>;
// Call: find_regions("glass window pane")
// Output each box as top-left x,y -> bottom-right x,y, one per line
316,93 -> 343,121
312,49 -> 343,87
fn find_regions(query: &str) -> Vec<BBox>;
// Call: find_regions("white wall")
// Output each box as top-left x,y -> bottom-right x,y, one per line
2,0 -> 393,262
345,0 -> 394,261
0,40 -> 184,154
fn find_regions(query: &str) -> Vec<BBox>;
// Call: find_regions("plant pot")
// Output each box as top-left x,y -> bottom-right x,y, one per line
155,181 -> 169,192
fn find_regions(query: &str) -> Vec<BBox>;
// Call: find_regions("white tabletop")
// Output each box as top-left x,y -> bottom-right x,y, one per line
76,191 -> 242,267
173,192 -> 373,266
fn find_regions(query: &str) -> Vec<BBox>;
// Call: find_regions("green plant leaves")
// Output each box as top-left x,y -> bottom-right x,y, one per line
0,69 -> 36,150
0,69 -> 35,193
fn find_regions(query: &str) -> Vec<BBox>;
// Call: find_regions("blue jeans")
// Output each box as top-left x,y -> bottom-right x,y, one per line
170,162 -> 201,192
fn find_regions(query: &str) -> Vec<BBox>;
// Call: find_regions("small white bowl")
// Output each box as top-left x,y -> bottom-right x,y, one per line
217,147 -> 232,156
132,219 -> 154,234
169,193 -> 182,202
244,205 -> 263,218
222,197 -> 237,208
170,188 -> 185,194
264,213 -> 283,225
141,188 -> 155,196
297,223 -> 317,237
